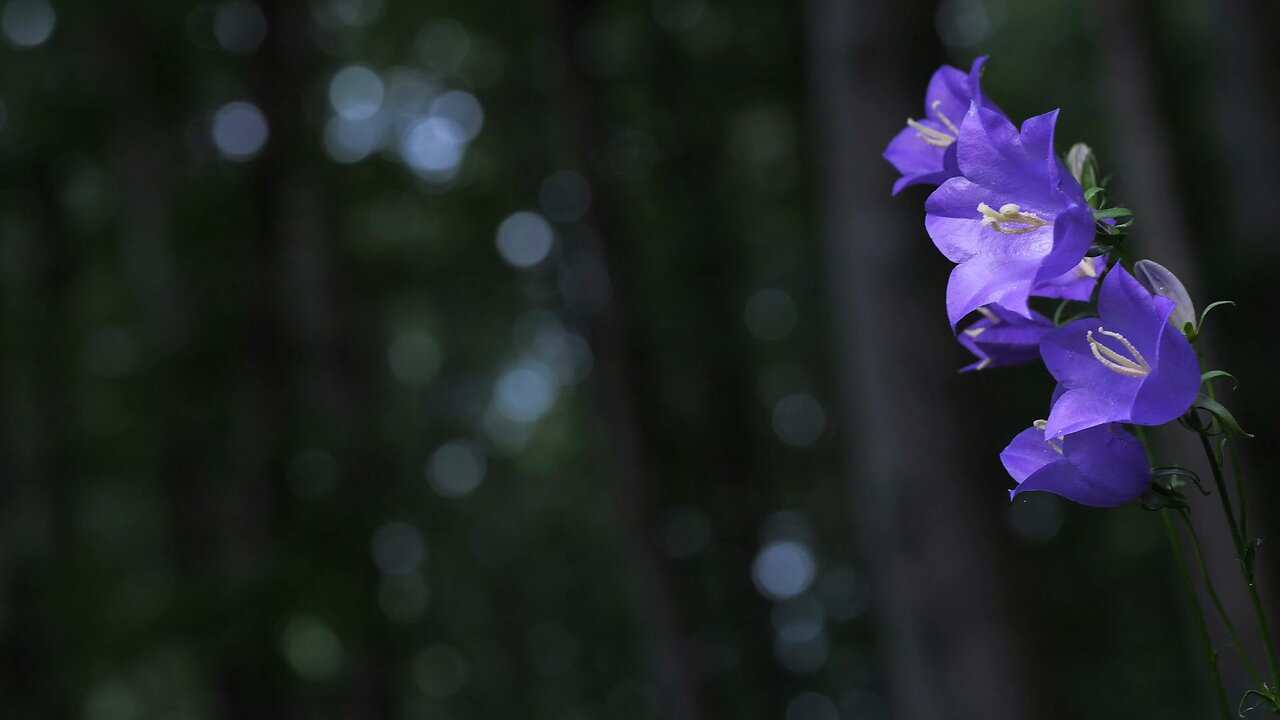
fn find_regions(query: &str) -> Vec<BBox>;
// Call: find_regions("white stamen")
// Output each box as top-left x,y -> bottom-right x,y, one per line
931,100 -> 962,136
1077,258 -> 1098,278
974,357 -> 991,370
906,118 -> 954,147
1033,419 -> 1064,454
964,325 -> 987,338
1087,326 -> 1152,378
976,306 -> 1000,323
977,202 -> 1053,235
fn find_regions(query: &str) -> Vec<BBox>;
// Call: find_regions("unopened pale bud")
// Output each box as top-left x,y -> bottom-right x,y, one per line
1065,143 -> 1098,191
1134,259 -> 1197,333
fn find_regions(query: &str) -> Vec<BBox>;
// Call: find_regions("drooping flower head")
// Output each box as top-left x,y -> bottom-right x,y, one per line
958,305 -> 1054,372
1040,265 -> 1201,438
883,57 -> 1001,195
1002,421 -> 1150,507
925,107 -> 1096,329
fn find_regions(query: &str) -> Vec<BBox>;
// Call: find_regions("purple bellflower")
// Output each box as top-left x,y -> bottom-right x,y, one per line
1002,421 -> 1150,507
883,57 -> 1000,195
958,305 -> 1054,372
924,106 -> 1095,328
1040,265 -> 1201,438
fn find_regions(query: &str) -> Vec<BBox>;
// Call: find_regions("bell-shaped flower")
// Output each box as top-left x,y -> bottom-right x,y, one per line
1040,265 -> 1201,438
958,305 -> 1054,372
1002,421 -> 1150,507
883,57 -> 1001,195
924,106 -> 1095,328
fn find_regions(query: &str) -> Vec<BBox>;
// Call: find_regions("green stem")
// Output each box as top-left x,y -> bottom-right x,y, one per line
1198,353 -> 1246,536
1165,510 -> 1235,719
1179,508 -> 1263,685
1197,429 -> 1280,701
1226,433 -> 1249,555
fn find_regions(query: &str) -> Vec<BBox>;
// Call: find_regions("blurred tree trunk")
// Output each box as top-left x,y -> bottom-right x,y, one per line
804,1 -> 1038,718
555,1 -> 709,718
0,168 -> 76,715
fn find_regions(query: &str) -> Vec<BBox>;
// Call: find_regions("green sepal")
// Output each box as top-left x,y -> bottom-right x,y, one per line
1201,370 -> 1239,391
1152,466 -> 1209,496
1141,485 -> 1187,511
1193,394 -> 1255,439
1197,300 -> 1235,331
1092,207 -> 1134,220
1085,184 -> 1105,207
1237,688 -> 1278,716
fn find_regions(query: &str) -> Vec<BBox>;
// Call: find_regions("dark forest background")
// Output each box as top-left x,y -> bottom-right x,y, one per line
2,0 -> 1280,718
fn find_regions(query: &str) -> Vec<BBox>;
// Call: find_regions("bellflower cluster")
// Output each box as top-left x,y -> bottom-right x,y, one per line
887,57 -> 1280,714
883,57 -> 1202,508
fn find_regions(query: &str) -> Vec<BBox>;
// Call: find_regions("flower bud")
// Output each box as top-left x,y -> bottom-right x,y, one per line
1065,143 -> 1098,193
1133,259 -> 1197,334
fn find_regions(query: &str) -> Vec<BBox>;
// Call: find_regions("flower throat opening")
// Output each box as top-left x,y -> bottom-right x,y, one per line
906,100 -> 961,148
1087,327 -> 1152,378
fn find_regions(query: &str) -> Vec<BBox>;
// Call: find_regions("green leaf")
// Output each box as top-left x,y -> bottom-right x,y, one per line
1194,394 -> 1255,439
1084,186 -> 1107,203
1201,370 -> 1239,391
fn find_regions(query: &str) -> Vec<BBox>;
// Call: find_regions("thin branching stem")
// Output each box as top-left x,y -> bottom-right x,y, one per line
1164,510 -> 1235,720
1196,428 -> 1280,707
1178,508 -> 1263,685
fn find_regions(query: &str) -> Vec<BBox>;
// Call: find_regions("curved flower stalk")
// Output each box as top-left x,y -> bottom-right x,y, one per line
1001,422 -> 1150,507
1040,265 -> 1201,439
883,56 -> 1001,195
924,106 -> 1096,328
957,305 -> 1054,372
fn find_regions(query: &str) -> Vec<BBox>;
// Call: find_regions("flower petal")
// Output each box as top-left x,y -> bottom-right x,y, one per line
1000,425 -> 1061,484
946,254 -> 1042,328
955,107 -> 1062,215
1036,203 -> 1094,282
1059,424 -> 1151,505
1043,386 -> 1135,439
1130,320 -> 1201,425
1031,256 -> 1106,302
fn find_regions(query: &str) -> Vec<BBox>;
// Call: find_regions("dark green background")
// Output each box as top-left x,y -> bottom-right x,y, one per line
2,0 -> 1278,717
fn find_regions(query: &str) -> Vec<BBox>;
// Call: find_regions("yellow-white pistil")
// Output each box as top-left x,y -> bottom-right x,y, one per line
977,202 -> 1053,234
1076,258 -> 1098,278
1087,327 -> 1152,378
1033,419 -> 1064,454
906,100 -> 962,147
